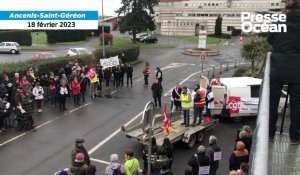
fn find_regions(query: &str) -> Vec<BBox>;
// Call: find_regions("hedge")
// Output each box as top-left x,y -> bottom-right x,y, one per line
87,26 -> 110,37
208,33 -> 231,39
0,31 -> 32,46
94,45 -> 140,61
0,55 -> 96,78
0,46 -> 139,77
46,30 -> 87,43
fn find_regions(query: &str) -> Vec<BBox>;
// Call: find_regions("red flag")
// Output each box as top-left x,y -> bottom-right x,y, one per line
212,76 -> 221,86
163,104 -> 170,136
85,65 -> 96,80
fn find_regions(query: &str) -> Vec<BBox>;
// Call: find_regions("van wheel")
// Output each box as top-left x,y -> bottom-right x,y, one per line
187,134 -> 196,148
232,117 -> 243,123
196,131 -> 205,143
10,49 -> 16,54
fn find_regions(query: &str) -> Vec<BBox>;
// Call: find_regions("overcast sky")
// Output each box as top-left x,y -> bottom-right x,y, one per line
100,0 -> 122,16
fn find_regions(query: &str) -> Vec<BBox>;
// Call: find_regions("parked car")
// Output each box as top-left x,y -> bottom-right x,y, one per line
140,35 -> 158,43
67,48 -> 91,56
131,33 -> 148,41
0,42 -> 21,54
32,52 -> 56,61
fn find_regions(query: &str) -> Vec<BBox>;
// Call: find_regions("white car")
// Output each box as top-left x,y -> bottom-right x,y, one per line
0,42 -> 21,54
67,48 -> 91,56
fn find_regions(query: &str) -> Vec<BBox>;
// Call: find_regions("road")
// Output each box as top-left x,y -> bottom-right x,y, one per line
0,36 -> 255,175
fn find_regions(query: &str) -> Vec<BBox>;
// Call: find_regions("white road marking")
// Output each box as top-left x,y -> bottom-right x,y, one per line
0,102 -> 93,147
69,102 -> 93,113
88,111 -> 144,155
90,158 -> 110,165
110,91 -> 117,95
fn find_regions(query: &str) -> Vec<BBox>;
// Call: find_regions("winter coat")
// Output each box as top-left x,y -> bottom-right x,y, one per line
21,96 -> 33,117
71,146 -> 91,166
151,82 -> 163,98
156,70 -> 163,82
236,137 -> 252,153
71,81 -> 81,96
172,87 -> 182,107
229,150 -> 249,171
80,77 -> 89,92
143,65 -> 150,76
126,67 -> 133,77
70,161 -> 88,175
105,162 -> 125,175
188,153 -> 210,175
32,86 -> 44,100
206,143 -> 222,171
124,158 -> 140,175
267,12 -> 300,82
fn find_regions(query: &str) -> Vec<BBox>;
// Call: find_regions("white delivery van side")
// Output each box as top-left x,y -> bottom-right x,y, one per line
200,76 -> 287,119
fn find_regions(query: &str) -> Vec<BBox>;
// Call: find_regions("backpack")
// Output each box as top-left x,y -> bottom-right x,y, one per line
112,166 -> 122,175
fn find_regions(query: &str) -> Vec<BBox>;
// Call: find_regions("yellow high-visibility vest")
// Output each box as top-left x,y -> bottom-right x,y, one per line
91,74 -> 99,83
181,93 -> 191,109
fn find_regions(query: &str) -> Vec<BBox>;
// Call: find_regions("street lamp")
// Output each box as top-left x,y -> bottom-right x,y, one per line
101,0 -> 105,58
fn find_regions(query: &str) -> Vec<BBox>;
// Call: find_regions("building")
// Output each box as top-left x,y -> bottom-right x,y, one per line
99,16 -> 123,30
154,0 -> 285,36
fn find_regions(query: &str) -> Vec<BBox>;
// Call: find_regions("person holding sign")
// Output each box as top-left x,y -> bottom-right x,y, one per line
188,145 -> 211,175
206,136 -> 222,175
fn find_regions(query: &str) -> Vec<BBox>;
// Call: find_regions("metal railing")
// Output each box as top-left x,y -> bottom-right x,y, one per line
250,52 -> 271,175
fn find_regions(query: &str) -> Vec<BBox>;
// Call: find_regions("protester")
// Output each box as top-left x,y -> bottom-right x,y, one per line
267,0 -> 300,144
105,154 -> 125,175
236,129 -> 252,154
126,64 -> 133,87
184,169 -> 193,175
171,83 -> 182,111
229,141 -> 249,171
188,145 -> 211,175
156,67 -> 163,83
58,80 -> 68,112
104,68 -> 111,90
3,97 -> 12,128
57,170 -> 69,175
154,148 -> 172,175
119,64 -> 125,87
2,73 -> 13,101
71,138 -> 91,166
32,82 -> 44,113
113,66 -> 120,88
124,149 -> 141,175
0,98 -> 7,132
70,153 -> 88,175
179,87 -> 191,127
205,86 -> 214,118
16,87 -> 35,128
229,171 -> 239,175
71,77 -> 81,106
192,84 -> 206,125
90,71 -> 98,98
151,79 -> 163,108
206,136 -> 222,175
40,73 -> 49,102
237,162 -> 249,175
86,165 -> 97,175
80,73 -> 89,103
162,137 -> 173,169
143,62 -> 151,87
49,76 -> 57,107
142,138 -> 158,174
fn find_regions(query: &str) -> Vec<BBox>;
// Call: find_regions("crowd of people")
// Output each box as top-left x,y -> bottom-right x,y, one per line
0,57 -> 134,132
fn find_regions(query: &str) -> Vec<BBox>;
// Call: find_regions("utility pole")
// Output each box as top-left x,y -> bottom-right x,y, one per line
102,0 -> 105,58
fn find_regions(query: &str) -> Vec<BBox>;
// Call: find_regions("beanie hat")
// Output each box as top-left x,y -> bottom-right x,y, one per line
75,153 -> 85,163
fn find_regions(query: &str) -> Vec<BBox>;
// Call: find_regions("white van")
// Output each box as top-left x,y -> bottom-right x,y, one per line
200,76 -> 287,121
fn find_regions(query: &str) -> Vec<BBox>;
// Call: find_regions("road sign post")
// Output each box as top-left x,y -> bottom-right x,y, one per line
199,52 -> 208,72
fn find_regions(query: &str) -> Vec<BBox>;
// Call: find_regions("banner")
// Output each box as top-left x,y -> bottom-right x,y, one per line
100,56 -> 120,69
228,96 -> 259,114
0,0 -> 100,29
198,30 -> 207,48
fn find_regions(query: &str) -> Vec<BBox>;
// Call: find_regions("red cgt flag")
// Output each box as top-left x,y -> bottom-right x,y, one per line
85,65 -> 96,80
212,76 -> 221,86
163,103 -> 170,136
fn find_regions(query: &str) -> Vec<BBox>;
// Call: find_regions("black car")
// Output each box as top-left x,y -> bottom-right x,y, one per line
140,35 -> 158,43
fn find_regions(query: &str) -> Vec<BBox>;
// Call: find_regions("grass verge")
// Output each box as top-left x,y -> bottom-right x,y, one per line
31,32 -> 48,44
93,36 -> 175,49
127,59 -> 143,65
174,36 -> 225,45
21,46 -> 56,51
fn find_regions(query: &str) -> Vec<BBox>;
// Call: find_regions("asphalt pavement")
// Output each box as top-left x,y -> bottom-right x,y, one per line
0,35 -> 253,175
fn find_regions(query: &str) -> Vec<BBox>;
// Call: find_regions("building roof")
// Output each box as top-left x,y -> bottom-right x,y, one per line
219,77 -> 262,88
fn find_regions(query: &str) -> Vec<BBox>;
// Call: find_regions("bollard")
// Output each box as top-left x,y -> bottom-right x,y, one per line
235,60 -> 237,69
226,63 -> 229,72
212,67 -> 215,78
219,64 -> 222,74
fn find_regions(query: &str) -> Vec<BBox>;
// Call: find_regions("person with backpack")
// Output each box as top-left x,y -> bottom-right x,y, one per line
124,149 -> 141,175
105,154 -> 125,175
188,145 -> 211,175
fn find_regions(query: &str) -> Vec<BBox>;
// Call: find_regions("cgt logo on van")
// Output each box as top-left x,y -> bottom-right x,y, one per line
228,96 -> 241,114
241,12 -> 287,33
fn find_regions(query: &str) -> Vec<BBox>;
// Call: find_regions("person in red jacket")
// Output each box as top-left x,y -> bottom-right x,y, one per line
193,84 -> 206,125
143,62 -> 151,87
71,77 -> 81,106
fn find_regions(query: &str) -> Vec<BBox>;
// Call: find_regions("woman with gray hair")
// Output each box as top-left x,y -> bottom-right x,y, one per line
206,136 -> 222,175
188,145 -> 211,175
105,154 -> 125,175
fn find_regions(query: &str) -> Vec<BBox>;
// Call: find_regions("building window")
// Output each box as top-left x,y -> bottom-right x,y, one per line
185,3 -> 188,6
271,3 -> 275,6
204,3 -> 207,6
236,14 -> 241,17
197,14 -> 201,16
216,3 -> 219,6
201,14 -> 205,16
212,3 -> 215,6
227,26 -> 235,31
156,14 -> 159,16
205,14 -> 208,16
276,3 -> 279,6
200,26 -> 205,30
209,14 -> 214,17
208,3 -> 211,6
